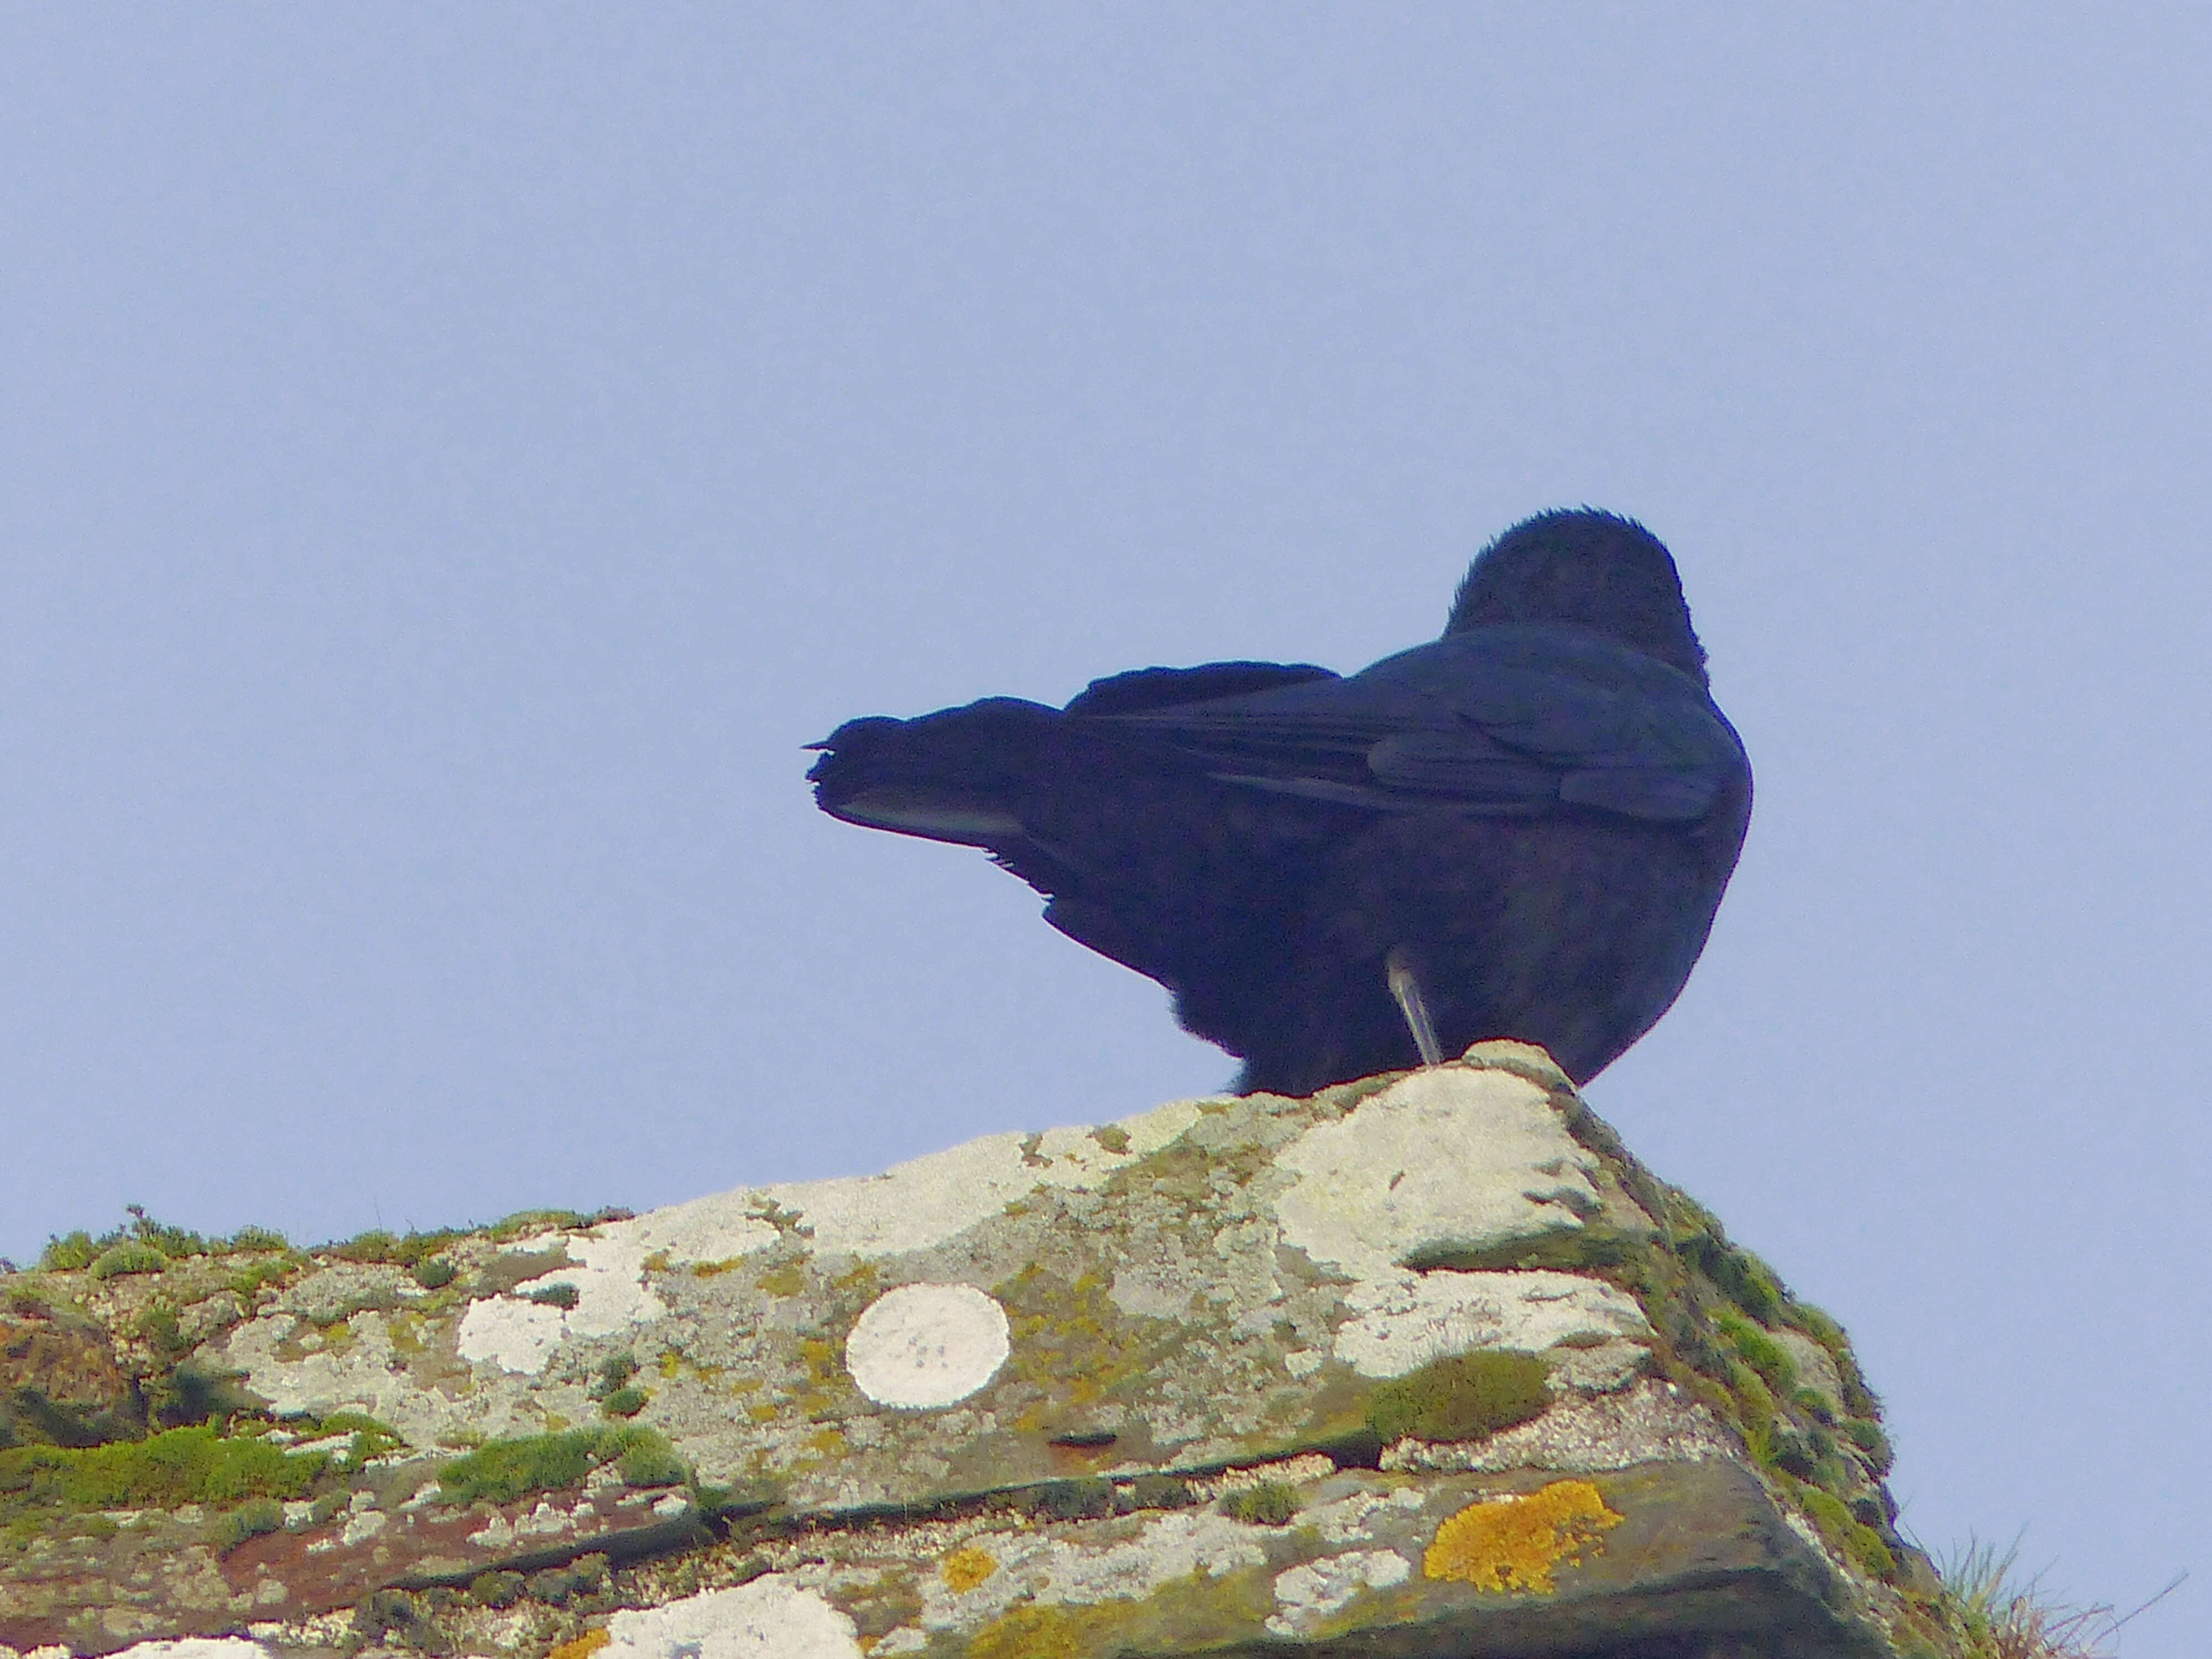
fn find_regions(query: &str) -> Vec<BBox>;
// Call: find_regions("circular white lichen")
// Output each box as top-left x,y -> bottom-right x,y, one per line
844,1282 -> 1010,1408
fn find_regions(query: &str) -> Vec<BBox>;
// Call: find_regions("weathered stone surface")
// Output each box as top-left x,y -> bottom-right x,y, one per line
2,1044 -> 1968,1657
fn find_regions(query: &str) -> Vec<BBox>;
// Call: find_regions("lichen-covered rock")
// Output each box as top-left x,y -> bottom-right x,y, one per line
1,1045 -> 1970,1657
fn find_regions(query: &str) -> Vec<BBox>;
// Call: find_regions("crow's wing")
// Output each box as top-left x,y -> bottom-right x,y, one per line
1083,626 -> 1744,823
1062,660 -> 1339,716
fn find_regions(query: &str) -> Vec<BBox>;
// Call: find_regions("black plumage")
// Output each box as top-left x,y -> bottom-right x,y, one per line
807,508 -> 1751,1095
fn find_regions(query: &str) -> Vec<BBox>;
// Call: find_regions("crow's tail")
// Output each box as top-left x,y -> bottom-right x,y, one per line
805,697 -> 1060,847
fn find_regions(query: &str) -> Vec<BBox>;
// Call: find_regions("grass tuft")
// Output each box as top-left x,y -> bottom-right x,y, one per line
1940,1537 -> 2120,1659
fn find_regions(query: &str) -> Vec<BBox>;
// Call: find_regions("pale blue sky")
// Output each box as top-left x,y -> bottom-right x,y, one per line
3,8 -> 2206,1648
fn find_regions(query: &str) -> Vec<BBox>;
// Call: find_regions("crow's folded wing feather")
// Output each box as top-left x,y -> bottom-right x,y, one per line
1083,627 -> 1744,823
1062,660 -> 1339,716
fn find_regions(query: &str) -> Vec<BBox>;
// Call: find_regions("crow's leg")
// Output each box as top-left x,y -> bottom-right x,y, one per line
1384,947 -> 1444,1067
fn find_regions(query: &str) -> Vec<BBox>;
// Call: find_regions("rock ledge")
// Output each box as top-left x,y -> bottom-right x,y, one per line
2,1045 -> 1967,1657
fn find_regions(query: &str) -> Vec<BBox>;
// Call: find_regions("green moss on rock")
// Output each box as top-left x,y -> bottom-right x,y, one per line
210,1495 -> 286,1553
1712,1307 -> 1798,1394
1023,1477 -> 1116,1521
227,1255 -> 302,1300
1220,1480 -> 1300,1525
614,1428 -> 687,1489
1365,1352 -> 1552,1446
436,1430 -> 601,1504
353,1587 -> 434,1646
1797,1484 -> 1899,1580
1404,1222 -> 1647,1275
411,1255 -> 458,1290
1520,1087 -> 1923,1598
1841,1416 -> 1896,1476
434,1424 -> 687,1506
88,1242 -> 169,1280
468,1569 -> 525,1608
0,1425 -> 326,1511
599,1386 -> 649,1419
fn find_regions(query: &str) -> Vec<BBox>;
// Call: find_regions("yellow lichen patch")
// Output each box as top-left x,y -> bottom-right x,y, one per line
833,1261 -> 881,1295
968,1602 -> 1138,1659
547,1630 -> 610,1659
1423,1480 -> 1624,1594
940,1544 -> 999,1593
757,1262 -> 806,1297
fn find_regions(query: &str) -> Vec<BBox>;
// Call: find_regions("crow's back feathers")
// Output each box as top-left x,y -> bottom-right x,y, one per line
1088,628 -> 1740,823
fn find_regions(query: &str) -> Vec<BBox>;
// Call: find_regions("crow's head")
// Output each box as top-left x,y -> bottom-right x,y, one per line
1446,508 -> 1707,684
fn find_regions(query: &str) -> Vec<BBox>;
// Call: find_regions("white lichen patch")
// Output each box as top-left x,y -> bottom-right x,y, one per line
338,1508 -> 387,1546
213,1308 -> 474,1447
1331,1269 -> 1649,1379
1267,1549 -> 1412,1637
86,1644 -> 273,1659
511,1232 -> 670,1337
446,1230 -> 677,1378
455,1295 -> 568,1373
599,1578 -> 863,1658
1275,1067 -> 1603,1277
1302,1483 -> 1429,1543
1037,1507 -> 1270,1605
905,1506 -> 1272,1634
603,1097 -> 1212,1267
766,1100 -> 1209,1256
467,1494 -> 597,1549
597,1193 -> 782,1266
845,1283 -> 1011,1408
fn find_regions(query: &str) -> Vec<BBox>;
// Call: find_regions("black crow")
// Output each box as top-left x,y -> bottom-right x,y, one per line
807,509 -> 1750,1096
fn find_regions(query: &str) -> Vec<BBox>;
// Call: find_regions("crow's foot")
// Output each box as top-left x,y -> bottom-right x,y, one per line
1385,947 -> 1443,1068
